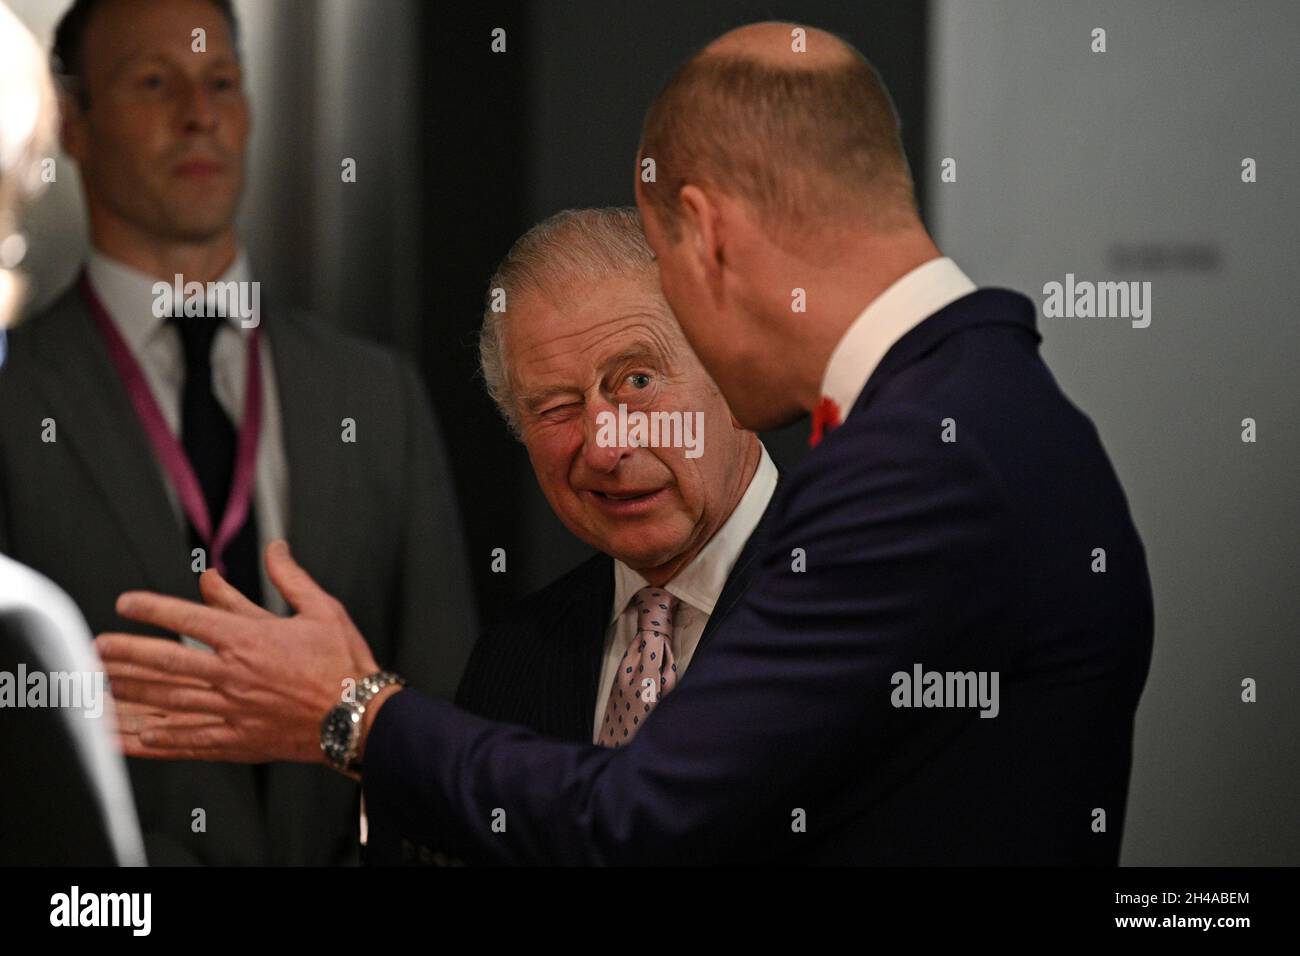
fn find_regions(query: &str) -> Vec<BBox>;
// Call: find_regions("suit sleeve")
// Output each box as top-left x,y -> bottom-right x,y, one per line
385,358 -> 477,701
362,405 -> 1014,864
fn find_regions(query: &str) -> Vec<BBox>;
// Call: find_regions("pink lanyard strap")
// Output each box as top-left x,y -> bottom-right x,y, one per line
80,272 -> 263,574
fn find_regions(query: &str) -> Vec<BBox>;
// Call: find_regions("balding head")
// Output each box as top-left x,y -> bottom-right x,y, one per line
638,21 -> 916,243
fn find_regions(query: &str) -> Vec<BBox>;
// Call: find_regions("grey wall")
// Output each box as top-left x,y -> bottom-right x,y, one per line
929,0 -> 1299,864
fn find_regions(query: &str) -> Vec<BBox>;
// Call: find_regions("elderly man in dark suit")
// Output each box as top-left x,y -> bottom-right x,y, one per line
457,207 -> 776,741
369,206 -> 778,863
98,22 -> 1153,865
0,0 -> 474,864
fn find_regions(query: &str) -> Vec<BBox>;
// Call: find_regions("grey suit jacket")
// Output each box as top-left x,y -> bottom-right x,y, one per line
0,281 -> 477,865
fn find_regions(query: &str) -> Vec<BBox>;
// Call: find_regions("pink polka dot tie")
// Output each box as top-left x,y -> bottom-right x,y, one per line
599,587 -> 680,747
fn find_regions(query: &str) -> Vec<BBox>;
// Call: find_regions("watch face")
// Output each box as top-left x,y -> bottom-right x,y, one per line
322,706 -> 359,765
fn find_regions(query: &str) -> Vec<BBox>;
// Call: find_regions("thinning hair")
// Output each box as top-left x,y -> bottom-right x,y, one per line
479,206 -> 661,435
639,34 -> 917,241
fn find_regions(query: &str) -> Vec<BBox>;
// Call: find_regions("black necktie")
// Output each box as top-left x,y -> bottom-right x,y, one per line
172,314 -> 263,606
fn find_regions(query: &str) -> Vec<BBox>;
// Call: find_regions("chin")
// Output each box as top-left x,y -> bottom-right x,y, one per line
168,217 -> 237,245
605,533 -> 684,572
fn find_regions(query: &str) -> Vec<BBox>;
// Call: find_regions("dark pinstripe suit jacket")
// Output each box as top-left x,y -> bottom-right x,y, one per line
366,495 -> 776,864
457,509 -> 774,741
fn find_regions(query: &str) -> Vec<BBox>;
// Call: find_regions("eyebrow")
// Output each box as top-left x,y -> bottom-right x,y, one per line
518,333 -> 671,415
521,384 -> 582,414
107,49 -> 240,81
600,343 -> 662,370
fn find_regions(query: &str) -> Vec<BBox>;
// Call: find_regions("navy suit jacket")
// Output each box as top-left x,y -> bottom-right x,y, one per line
362,288 -> 1155,864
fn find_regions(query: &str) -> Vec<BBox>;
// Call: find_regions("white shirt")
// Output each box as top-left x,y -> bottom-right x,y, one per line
85,250 -> 290,614
820,257 -> 976,424
591,445 -> 779,742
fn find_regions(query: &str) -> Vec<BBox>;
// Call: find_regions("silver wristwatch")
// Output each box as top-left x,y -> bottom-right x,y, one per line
320,671 -> 405,774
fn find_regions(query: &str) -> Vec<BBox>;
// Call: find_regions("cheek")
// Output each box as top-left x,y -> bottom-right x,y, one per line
655,452 -> 703,515
223,102 -> 251,147
526,429 -> 584,503
109,109 -> 171,169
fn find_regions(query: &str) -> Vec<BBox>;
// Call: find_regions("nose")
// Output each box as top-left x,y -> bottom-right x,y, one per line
179,77 -> 218,133
581,397 -> 631,474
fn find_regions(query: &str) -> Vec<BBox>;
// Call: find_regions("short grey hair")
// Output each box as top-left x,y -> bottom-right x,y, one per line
479,207 -> 660,435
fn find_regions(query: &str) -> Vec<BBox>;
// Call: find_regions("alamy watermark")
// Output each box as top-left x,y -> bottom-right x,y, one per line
595,403 -> 704,459
152,274 -> 260,328
0,666 -> 105,718
50,886 -> 151,936
1042,273 -> 1151,328
890,663 -> 999,718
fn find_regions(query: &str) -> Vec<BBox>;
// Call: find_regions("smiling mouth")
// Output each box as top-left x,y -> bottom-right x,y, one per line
592,489 -> 659,501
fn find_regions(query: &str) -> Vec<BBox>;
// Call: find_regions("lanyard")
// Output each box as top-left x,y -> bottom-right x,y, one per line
79,272 -> 263,573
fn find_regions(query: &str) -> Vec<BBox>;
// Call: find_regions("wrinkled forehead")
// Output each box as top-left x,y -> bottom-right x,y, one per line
508,271 -> 684,378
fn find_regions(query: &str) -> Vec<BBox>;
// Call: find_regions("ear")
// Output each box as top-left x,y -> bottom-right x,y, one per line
677,184 -> 724,283
57,90 -> 86,163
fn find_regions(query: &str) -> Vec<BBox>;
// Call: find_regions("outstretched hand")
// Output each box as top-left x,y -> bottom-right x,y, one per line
96,540 -> 381,766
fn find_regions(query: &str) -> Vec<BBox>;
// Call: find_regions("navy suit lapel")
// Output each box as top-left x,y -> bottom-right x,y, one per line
697,488 -> 779,653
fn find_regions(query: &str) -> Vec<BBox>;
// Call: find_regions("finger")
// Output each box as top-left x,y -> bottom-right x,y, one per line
117,709 -> 227,735
96,633 -> 230,683
105,676 -> 233,715
104,660 -> 213,689
113,699 -> 175,718
113,699 -> 159,716
120,737 -> 266,763
264,540 -> 332,617
113,592 -> 249,651
199,569 -> 275,620
137,722 -> 246,751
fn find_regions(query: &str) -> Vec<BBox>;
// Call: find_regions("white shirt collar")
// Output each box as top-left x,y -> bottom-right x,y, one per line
86,249 -> 253,355
611,443 -> 778,622
820,256 -> 976,421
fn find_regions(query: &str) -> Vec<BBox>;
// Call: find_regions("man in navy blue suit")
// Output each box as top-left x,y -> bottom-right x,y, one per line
97,21 -> 1153,864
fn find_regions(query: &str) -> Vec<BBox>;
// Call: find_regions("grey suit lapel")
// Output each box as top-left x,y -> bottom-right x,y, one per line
263,309 -> 341,591
30,286 -> 193,600
261,308 -> 357,856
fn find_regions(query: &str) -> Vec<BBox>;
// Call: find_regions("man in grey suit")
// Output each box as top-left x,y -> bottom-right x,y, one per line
0,0 -> 475,864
